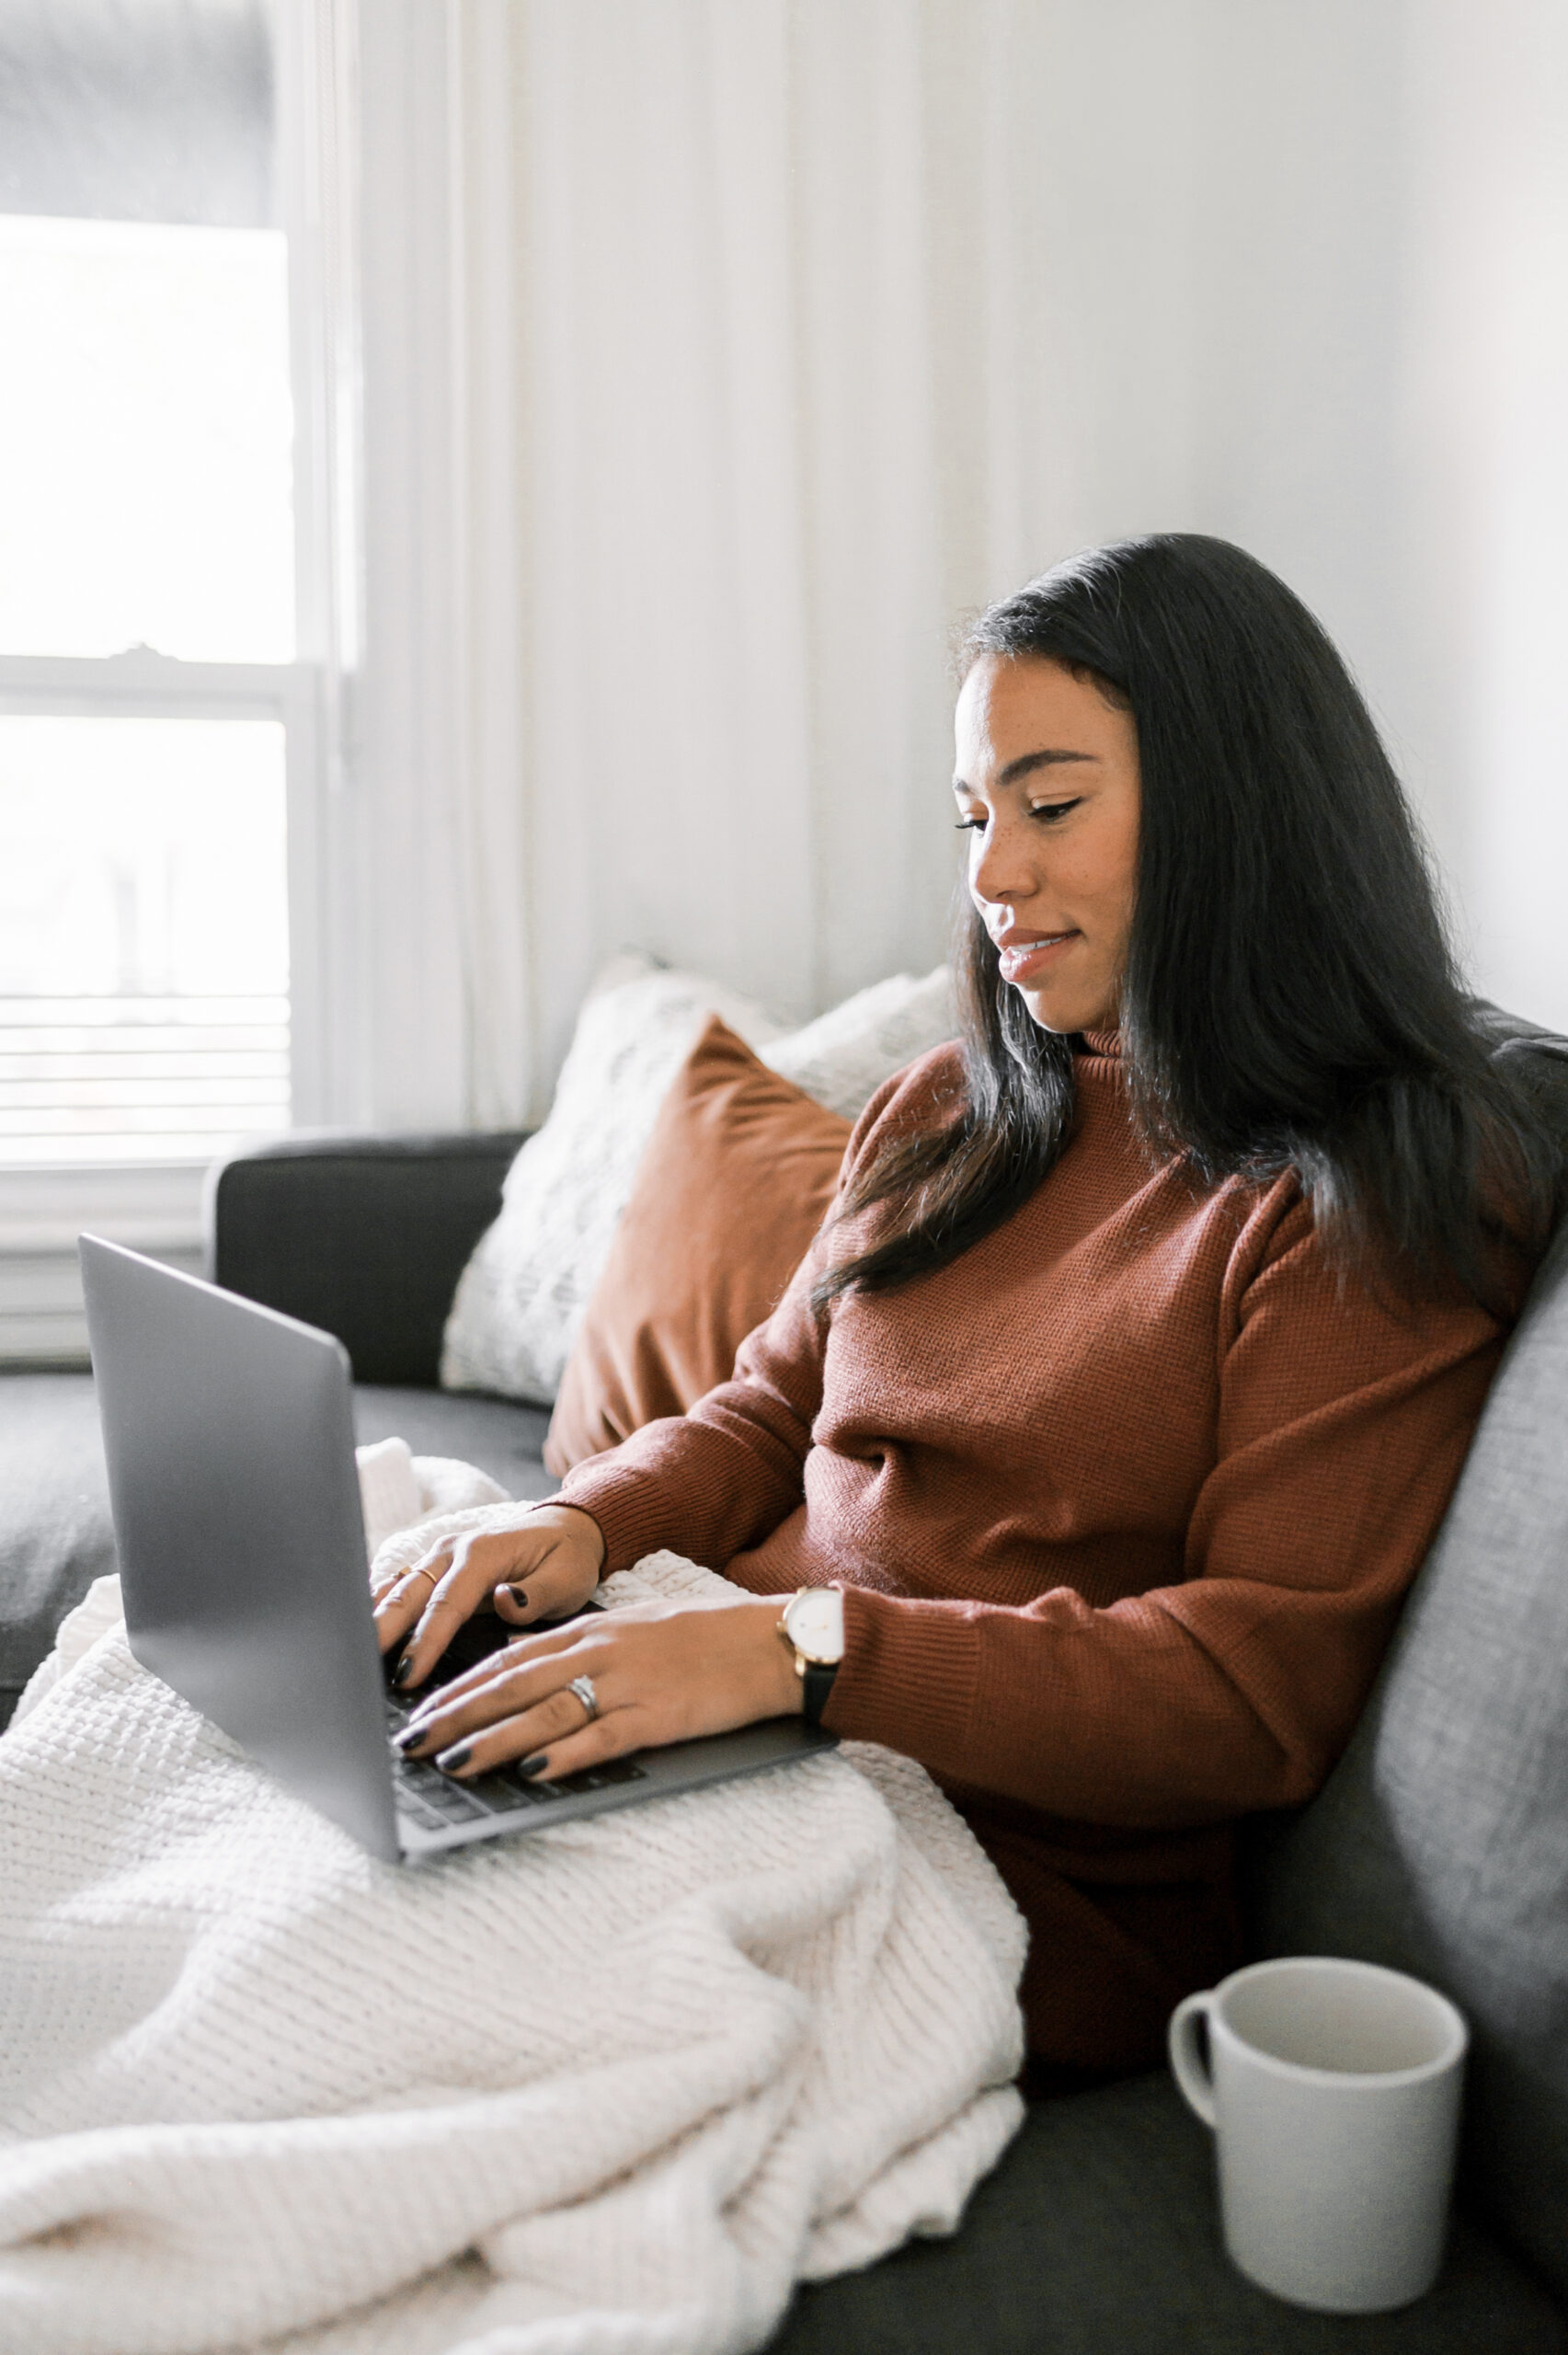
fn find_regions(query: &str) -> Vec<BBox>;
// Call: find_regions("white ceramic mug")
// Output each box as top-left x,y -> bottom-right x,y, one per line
1168,1954 -> 1468,2313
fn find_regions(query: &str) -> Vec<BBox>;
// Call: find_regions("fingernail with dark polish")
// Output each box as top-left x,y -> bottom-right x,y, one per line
393,1723 -> 424,1751
517,1753 -> 548,1779
394,1655 -> 417,1689
436,1742 -> 473,1774
508,1584 -> 529,1608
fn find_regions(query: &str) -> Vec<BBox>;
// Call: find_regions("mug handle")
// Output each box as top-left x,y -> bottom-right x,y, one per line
1168,1991 -> 1218,2127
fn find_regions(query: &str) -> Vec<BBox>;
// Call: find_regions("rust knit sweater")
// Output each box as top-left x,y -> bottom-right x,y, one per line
560,1037 -> 1514,2074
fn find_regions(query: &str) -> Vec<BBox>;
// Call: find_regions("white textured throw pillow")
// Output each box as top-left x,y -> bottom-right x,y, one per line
760,963 -> 956,1118
440,956 -> 956,1407
440,956 -> 780,1404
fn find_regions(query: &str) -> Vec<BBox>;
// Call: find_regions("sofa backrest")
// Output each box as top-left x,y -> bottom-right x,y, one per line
1255,1016 -> 1568,2301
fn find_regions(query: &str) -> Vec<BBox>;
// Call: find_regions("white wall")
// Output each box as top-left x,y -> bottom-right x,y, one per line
346,0 -> 1568,1132
1394,0 -> 1568,1028
1167,0 -> 1568,1032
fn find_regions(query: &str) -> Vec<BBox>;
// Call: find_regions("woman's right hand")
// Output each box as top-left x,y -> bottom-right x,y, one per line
372,1502 -> 607,1695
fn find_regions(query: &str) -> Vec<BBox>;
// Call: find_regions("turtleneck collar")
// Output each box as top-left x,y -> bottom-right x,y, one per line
1076,1029 -> 1123,1062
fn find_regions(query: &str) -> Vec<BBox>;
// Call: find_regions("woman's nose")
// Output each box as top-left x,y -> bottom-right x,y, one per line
970,815 -> 1036,908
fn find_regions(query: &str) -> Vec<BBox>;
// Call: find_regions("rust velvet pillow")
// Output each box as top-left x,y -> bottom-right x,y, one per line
544,1017 -> 853,1473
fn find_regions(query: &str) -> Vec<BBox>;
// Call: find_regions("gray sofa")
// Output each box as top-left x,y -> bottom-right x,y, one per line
5,1060 -> 1568,2352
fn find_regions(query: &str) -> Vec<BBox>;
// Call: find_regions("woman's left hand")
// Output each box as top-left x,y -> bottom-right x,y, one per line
394,1593 -> 803,1783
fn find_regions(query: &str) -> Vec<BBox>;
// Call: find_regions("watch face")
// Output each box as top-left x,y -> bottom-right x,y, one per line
785,1585 -> 844,1664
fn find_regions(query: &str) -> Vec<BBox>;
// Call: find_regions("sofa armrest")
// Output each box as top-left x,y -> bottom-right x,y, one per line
209,1131 -> 527,1386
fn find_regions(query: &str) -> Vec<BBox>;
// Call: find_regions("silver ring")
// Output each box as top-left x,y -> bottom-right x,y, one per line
568,1673 -> 598,1723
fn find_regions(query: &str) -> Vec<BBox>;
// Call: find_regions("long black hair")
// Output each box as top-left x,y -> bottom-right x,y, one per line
817,534 -> 1559,1313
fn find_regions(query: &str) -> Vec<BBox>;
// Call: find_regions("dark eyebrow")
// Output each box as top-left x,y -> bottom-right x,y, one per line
952,748 -> 1100,795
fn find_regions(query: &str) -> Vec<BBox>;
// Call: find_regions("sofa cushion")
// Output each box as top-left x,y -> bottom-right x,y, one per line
545,1018 -> 853,1471
350,1384 -> 557,1501
1256,1208 -> 1568,2303
0,1373 -> 118,1725
441,956 -> 955,1408
765,2073 -> 1566,2353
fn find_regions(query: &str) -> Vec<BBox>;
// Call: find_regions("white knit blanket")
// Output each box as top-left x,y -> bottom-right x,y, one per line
0,1492 -> 1025,2355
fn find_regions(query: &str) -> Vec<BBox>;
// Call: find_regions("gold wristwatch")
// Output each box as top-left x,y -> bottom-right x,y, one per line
777,1585 -> 845,1727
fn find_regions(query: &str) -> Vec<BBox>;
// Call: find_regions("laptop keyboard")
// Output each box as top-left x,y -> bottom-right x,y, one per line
384,1691 -> 647,1833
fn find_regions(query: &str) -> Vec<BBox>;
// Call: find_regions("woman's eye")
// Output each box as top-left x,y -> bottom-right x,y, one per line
954,798 -> 1082,833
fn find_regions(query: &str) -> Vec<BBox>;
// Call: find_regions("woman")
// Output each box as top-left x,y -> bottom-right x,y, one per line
376,534 -> 1557,2077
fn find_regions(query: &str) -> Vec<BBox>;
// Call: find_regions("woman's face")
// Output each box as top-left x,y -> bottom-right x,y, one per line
954,653 -> 1141,1037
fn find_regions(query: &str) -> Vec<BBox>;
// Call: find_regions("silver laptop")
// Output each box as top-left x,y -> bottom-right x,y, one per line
79,1234 -> 833,1864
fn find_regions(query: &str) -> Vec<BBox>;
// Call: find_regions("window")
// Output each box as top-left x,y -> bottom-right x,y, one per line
0,0 -> 338,1360
0,715 -> 289,1161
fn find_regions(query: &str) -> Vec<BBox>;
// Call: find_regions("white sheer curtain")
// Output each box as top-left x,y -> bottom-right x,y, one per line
356,0 -> 1568,1134
512,2 -> 959,1093
499,0 -> 1230,1104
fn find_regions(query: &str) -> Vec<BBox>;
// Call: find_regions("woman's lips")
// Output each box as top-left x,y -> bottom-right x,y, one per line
997,932 -> 1080,983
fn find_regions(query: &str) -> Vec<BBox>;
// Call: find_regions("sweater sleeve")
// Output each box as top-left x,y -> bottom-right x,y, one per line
821,1193 -> 1512,1828
556,1070 -> 912,1572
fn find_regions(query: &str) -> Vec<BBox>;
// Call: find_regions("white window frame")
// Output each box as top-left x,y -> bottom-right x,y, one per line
0,0 -> 361,1362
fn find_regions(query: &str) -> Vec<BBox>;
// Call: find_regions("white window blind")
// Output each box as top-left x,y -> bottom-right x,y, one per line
0,998 -> 289,1164
0,711 -> 291,1161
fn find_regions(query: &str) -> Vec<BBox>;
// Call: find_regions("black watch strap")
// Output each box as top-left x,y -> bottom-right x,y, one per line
801,1659 -> 838,1729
